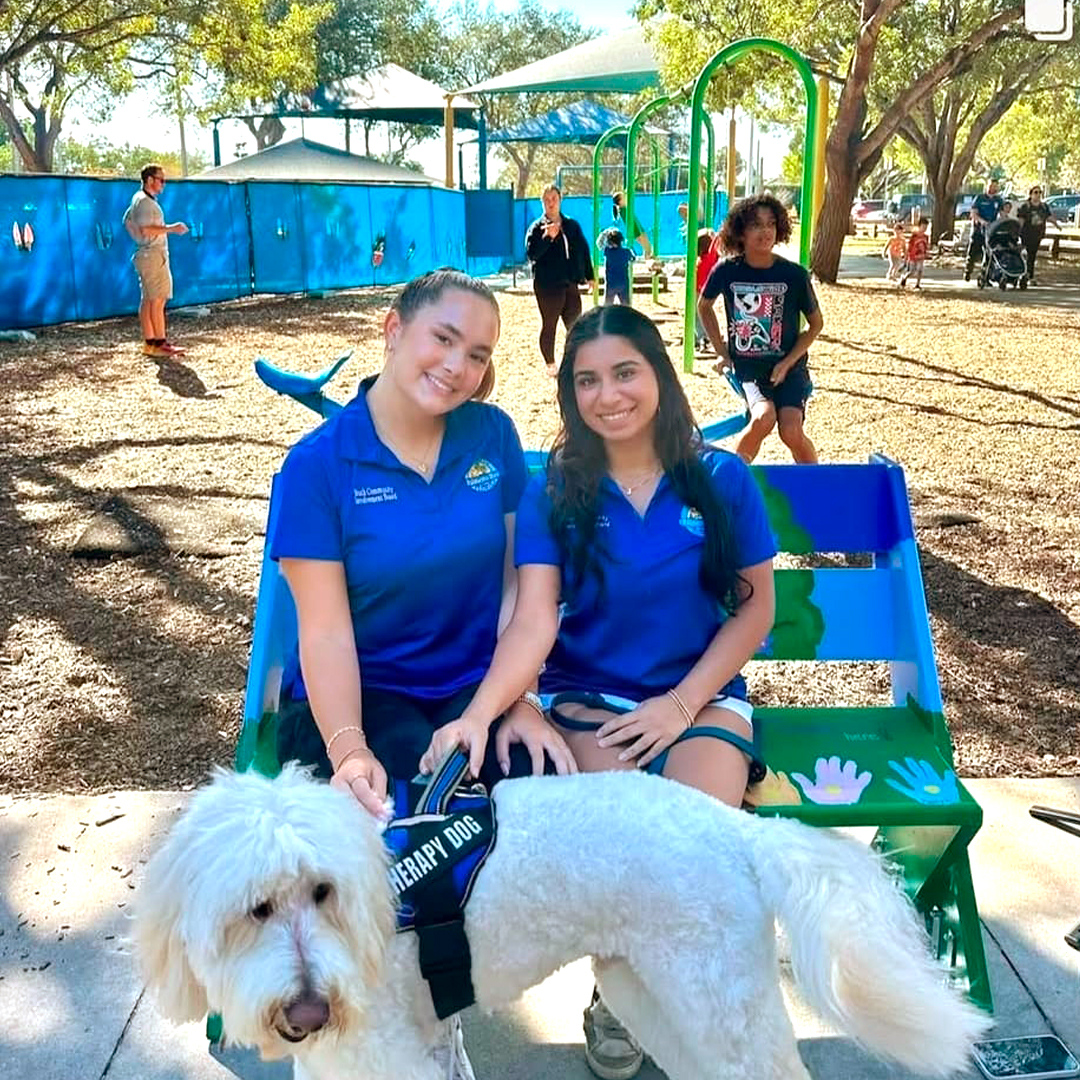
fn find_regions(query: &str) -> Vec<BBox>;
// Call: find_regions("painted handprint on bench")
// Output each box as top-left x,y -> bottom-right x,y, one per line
791,756 -> 872,805
885,758 -> 959,805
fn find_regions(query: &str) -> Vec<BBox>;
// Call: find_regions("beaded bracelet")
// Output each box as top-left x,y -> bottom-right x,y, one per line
325,724 -> 365,764
515,690 -> 545,721
666,689 -> 696,731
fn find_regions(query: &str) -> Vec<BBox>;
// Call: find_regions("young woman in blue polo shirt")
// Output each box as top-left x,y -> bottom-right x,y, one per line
270,270 -> 574,822
422,303 -> 776,1080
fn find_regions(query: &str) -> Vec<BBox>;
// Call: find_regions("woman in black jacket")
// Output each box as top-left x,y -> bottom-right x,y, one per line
1016,186 -> 1056,284
526,185 -> 595,375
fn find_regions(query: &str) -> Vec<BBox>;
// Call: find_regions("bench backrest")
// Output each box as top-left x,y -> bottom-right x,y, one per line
239,456 -> 944,761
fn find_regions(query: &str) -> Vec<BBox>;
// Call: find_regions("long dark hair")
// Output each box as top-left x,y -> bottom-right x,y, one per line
548,305 -> 748,612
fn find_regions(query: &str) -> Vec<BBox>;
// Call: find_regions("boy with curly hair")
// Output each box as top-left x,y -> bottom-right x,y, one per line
698,195 -> 822,463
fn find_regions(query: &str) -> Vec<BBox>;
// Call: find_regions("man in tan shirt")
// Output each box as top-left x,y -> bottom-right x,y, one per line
123,164 -> 189,357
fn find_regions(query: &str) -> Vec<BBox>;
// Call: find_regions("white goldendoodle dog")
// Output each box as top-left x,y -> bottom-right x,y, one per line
136,764 -> 989,1080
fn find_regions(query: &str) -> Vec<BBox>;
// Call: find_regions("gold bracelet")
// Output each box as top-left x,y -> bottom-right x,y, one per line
515,691 -> 545,721
666,689 -> 695,731
325,725 -> 365,761
332,746 -> 371,772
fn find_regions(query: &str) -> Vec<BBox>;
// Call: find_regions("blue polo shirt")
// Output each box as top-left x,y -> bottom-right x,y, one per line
515,450 -> 776,701
270,385 -> 528,700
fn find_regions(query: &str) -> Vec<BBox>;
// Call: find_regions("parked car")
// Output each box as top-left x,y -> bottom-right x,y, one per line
954,194 -> 980,219
1045,193 -> 1080,225
852,198 -> 885,218
886,193 -> 934,222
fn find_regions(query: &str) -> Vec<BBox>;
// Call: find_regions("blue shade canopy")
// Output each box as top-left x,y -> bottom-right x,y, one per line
460,23 -> 661,96
482,100 -> 666,145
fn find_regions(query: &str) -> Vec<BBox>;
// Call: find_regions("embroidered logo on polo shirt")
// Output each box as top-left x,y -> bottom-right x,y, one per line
465,459 -> 500,492
679,506 -> 704,536
354,485 -> 398,505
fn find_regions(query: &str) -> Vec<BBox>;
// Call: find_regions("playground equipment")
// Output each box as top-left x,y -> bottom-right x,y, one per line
590,105 -> 715,308
683,39 -> 821,372
233,355 -> 991,1027
555,162 -> 623,193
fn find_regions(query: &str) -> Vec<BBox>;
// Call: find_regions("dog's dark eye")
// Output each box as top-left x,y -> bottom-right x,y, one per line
251,900 -> 273,921
313,882 -> 332,905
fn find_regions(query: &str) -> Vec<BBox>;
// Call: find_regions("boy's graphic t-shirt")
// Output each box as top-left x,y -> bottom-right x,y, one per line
604,246 -> 634,289
701,255 -> 819,380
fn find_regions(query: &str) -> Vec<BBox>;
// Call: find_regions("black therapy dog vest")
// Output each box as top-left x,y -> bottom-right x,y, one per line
383,752 -> 496,1018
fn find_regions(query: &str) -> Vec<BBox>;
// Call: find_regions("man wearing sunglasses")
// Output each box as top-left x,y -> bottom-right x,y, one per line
1016,186 -> 1057,285
122,164 -> 189,357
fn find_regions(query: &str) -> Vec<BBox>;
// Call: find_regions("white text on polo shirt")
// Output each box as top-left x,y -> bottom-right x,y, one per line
354,485 -> 398,505
387,814 -> 485,894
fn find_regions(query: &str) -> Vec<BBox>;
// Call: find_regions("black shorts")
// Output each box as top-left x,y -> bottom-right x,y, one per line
276,683 -> 554,789
736,360 -> 812,414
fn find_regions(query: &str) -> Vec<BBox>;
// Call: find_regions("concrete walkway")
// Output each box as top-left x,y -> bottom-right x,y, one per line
1,779 -> 1078,1080
836,250 -> 1080,310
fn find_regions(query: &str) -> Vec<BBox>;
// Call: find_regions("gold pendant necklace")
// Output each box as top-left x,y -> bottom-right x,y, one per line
376,421 -> 441,476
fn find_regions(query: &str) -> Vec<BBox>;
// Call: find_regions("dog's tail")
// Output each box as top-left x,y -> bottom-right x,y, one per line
742,813 -> 990,1077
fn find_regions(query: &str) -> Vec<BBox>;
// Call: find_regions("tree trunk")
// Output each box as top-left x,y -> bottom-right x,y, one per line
930,183 -> 959,242
811,151 -> 858,283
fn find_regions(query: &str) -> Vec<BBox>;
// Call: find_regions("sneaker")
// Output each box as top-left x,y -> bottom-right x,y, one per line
159,340 -> 185,355
143,343 -> 169,358
583,993 -> 643,1080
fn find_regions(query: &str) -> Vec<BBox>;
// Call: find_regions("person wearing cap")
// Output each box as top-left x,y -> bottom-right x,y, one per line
122,164 -> 189,357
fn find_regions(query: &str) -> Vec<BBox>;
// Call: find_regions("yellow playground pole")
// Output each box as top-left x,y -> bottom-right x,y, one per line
444,96 -> 455,189
810,76 -> 829,242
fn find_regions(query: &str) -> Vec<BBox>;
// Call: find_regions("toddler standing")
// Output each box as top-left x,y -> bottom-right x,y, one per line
600,228 -> 635,305
882,222 -> 907,282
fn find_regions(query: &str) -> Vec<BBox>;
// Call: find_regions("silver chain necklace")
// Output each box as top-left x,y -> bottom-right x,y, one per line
611,466 -> 661,496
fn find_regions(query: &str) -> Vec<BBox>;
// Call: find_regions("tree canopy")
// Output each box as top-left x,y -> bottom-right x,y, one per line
436,0 -> 601,195
638,0 -> 1073,280
0,0 -> 327,171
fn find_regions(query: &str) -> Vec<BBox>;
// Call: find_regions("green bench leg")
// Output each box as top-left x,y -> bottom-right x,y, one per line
874,824 -> 993,1013
236,710 -> 282,776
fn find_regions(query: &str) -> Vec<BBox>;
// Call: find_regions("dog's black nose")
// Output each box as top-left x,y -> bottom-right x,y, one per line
284,992 -> 330,1035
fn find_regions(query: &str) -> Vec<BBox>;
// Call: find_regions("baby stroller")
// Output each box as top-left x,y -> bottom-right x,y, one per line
978,217 -> 1028,291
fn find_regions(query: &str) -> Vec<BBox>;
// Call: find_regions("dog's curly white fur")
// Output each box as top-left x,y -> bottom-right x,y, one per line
136,765 -> 988,1080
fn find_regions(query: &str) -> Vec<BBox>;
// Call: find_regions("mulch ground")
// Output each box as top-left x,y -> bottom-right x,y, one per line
1,254 -> 1078,794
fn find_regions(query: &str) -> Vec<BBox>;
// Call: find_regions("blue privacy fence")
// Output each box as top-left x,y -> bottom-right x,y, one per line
513,190 -> 731,263
2,176 -> 718,330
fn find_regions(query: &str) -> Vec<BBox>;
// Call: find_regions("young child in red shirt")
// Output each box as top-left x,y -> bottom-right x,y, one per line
900,218 -> 930,288
694,228 -> 722,350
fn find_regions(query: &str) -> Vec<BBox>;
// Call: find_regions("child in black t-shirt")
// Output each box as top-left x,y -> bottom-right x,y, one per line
697,195 -> 822,464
